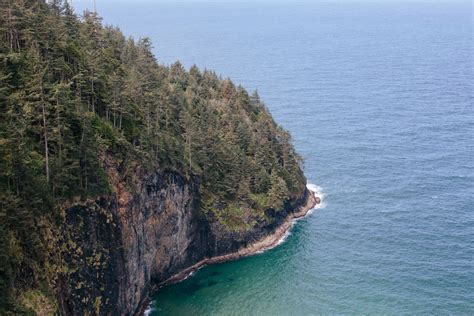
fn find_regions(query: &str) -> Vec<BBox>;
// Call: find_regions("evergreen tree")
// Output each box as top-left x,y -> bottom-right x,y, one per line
0,1 -> 307,312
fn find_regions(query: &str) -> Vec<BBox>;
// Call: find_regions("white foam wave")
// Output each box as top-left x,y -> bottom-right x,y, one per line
144,303 -> 155,316
180,267 -> 204,282
275,227 -> 293,247
255,225 -> 294,254
306,182 -> 327,209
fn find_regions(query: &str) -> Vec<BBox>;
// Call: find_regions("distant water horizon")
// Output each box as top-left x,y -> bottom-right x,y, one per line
73,1 -> 473,314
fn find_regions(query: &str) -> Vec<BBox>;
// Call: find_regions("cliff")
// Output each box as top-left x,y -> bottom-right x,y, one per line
0,2 -> 313,313
57,160 -> 315,315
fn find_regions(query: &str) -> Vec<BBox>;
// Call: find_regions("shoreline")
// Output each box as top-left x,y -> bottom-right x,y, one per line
141,188 -> 318,315
161,189 -> 317,286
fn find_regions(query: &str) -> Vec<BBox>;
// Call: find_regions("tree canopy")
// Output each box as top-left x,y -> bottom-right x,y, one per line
0,0 -> 306,312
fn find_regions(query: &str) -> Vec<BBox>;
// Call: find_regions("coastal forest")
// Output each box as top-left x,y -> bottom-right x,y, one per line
0,0 -> 306,313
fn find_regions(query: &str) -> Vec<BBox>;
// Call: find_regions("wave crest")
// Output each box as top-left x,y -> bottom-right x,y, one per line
306,183 -> 327,210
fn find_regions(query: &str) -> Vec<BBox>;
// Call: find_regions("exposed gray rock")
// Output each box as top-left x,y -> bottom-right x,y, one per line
57,162 -> 311,315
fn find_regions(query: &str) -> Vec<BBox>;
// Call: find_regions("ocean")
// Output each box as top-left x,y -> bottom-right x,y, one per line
73,1 -> 473,314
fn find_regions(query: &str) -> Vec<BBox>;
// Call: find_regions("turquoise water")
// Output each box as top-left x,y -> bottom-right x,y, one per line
75,1 -> 473,314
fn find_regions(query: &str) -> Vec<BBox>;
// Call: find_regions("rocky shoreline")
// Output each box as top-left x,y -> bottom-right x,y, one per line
141,188 -> 318,314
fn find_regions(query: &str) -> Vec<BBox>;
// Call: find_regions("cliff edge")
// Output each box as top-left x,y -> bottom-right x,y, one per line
57,160 -> 316,315
0,2 -> 314,314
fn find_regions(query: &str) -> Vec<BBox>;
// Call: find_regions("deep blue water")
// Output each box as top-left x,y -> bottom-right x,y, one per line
75,1 -> 473,314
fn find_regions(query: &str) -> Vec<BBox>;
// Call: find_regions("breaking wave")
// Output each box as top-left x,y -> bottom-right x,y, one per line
306,183 -> 327,211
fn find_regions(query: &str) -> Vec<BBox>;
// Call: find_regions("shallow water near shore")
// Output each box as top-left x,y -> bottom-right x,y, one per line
74,1 -> 474,314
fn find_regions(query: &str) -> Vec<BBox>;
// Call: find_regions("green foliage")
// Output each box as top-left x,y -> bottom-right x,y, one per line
0,0 -> 306,312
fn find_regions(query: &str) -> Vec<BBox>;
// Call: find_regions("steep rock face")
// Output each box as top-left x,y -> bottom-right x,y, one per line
57,163 -> 309,315
58,198 -> 126,314
58,165 -> 207,315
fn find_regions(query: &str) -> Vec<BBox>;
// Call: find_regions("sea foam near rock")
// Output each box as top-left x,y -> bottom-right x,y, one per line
306,183 -> 327,211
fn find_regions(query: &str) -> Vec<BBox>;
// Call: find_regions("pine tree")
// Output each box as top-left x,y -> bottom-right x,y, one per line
0,2 -> 307,311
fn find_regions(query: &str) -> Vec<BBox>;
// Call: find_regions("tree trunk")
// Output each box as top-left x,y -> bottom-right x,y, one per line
41,85 -> 50,184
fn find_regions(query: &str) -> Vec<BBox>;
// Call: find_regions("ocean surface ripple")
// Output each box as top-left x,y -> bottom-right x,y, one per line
74,1 -> 473,314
